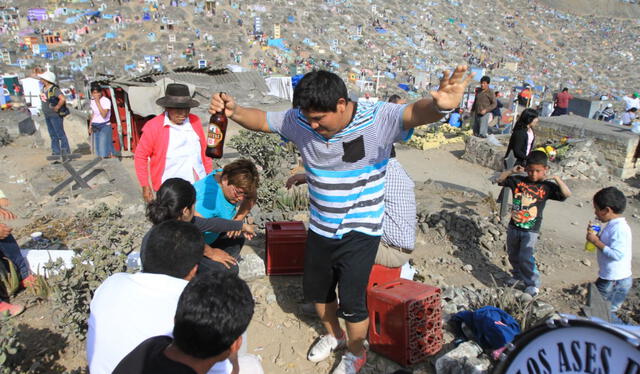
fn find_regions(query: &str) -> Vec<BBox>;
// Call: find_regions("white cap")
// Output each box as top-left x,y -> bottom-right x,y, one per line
37,71 -> 56,84
607,103 -> 613,108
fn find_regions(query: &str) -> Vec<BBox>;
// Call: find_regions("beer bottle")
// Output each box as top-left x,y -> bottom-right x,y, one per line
206,110 -> 227,159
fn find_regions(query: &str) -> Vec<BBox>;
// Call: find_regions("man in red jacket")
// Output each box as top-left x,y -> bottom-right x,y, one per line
134,84 -> 213,202
552,88 -> 573,116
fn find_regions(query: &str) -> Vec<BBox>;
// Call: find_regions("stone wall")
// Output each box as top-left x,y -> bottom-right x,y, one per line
536,116 -> 639,179
462,134 -> 508,171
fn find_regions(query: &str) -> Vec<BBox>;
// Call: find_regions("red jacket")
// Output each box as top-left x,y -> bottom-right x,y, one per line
134,113 -> 213,191
555,91 -> 573,109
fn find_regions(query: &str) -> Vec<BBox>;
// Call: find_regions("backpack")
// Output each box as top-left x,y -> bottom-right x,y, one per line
47,86 -> 70,117
451,306 -> 521,349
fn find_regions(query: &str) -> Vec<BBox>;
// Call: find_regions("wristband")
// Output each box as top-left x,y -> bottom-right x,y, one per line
432,101 -> 453,114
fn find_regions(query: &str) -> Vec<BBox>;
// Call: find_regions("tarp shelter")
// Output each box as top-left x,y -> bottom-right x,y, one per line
19,77 -> 42,111
142,12 -> 151,21
104,32 -> 117,39
398,84 -> 410,91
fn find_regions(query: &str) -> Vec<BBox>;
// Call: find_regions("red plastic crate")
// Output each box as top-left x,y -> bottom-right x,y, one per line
367,279 -> 443,366
367,264 -> 402,290
265,221 -> 307,275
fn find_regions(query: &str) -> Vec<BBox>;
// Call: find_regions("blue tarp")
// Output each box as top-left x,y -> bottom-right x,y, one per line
398,84 -> 410,91
291,74 -> 304,88
83,10 -> 101,17
287,15 -> 295,22
104,32 -> 117,39
124,63 -> 136,71
65,16 -> 79,24
470,67 -> 485,81
142,12 -> 151,21
384,72 -> 396,79
267,38 -> 289,51
375,27 -> 387,33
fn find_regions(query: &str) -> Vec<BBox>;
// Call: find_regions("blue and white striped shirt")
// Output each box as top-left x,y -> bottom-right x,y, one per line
267,102 -> 407,239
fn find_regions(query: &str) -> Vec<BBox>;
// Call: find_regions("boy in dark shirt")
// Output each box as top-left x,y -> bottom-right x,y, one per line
496,151 -> 572,296
113,272 -> 260,374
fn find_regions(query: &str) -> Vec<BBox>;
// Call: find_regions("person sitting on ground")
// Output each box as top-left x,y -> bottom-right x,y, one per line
134,83 -> 213,203
622,92 -> 640,112
143,177 -> 255,273
448,108 -> 463,128
496,151 -> 571,297
586,187 -> 633,319
504,108 -> 539,166
0,190 -> 35,317
113,272 -> 263,374
621,107 -> 637,126
87,221 -> 238,374
193,159 -> 259,275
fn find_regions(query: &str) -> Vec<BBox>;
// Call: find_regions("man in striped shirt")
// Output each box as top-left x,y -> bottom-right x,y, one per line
209,68 -> 472,374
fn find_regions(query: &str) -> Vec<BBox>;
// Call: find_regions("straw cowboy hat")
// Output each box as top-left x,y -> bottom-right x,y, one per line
155,83 -> 200,108
37,71 -> 56,85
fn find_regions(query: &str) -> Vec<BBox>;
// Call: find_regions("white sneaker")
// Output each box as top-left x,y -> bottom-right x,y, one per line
307,332 -> 346,362
524,286 -> 539,297
332,351 -> 367,374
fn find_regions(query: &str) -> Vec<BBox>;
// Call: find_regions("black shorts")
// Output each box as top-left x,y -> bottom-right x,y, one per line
303,229 -> 380,323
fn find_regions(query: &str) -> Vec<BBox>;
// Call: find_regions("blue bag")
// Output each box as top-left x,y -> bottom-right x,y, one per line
451,306 -> 521,349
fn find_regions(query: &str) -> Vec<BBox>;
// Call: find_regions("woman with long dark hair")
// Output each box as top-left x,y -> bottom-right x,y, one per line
143,178 -> 254,273
505,108 -> 539,166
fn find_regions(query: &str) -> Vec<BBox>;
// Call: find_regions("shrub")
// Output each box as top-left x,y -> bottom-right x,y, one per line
229,130 -> 291,178
44,245 -> 128,341
0,318 -> 24,374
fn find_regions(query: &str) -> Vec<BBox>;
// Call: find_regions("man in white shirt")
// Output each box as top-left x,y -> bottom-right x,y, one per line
86,221 -> 237,374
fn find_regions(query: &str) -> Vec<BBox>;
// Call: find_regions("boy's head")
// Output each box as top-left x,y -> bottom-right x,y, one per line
525,150 -> 549,182
593,187 -> 626,221
173,272 -> 255,360
141,220 -> 203,280
221,159 -> 259,205
480,76 -> 490,90
293,70 -> 348,112
292,70 -> 352,138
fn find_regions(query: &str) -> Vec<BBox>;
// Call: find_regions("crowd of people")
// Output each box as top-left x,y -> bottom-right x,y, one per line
1,67 -> 635,374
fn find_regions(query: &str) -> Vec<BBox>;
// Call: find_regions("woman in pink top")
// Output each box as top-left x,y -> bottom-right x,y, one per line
90,85 -> 114,158
134,84 -> 213,202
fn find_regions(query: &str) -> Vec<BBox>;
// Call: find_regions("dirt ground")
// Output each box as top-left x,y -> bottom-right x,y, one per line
1,121 -> 639,373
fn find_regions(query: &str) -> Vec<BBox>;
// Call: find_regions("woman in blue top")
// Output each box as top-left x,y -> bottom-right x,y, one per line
193,159 -> 259,275
144,177 -> 256,274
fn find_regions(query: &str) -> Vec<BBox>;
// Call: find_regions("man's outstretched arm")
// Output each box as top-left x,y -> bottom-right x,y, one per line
209,92 -> 272,133
402,65 -> 473,129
